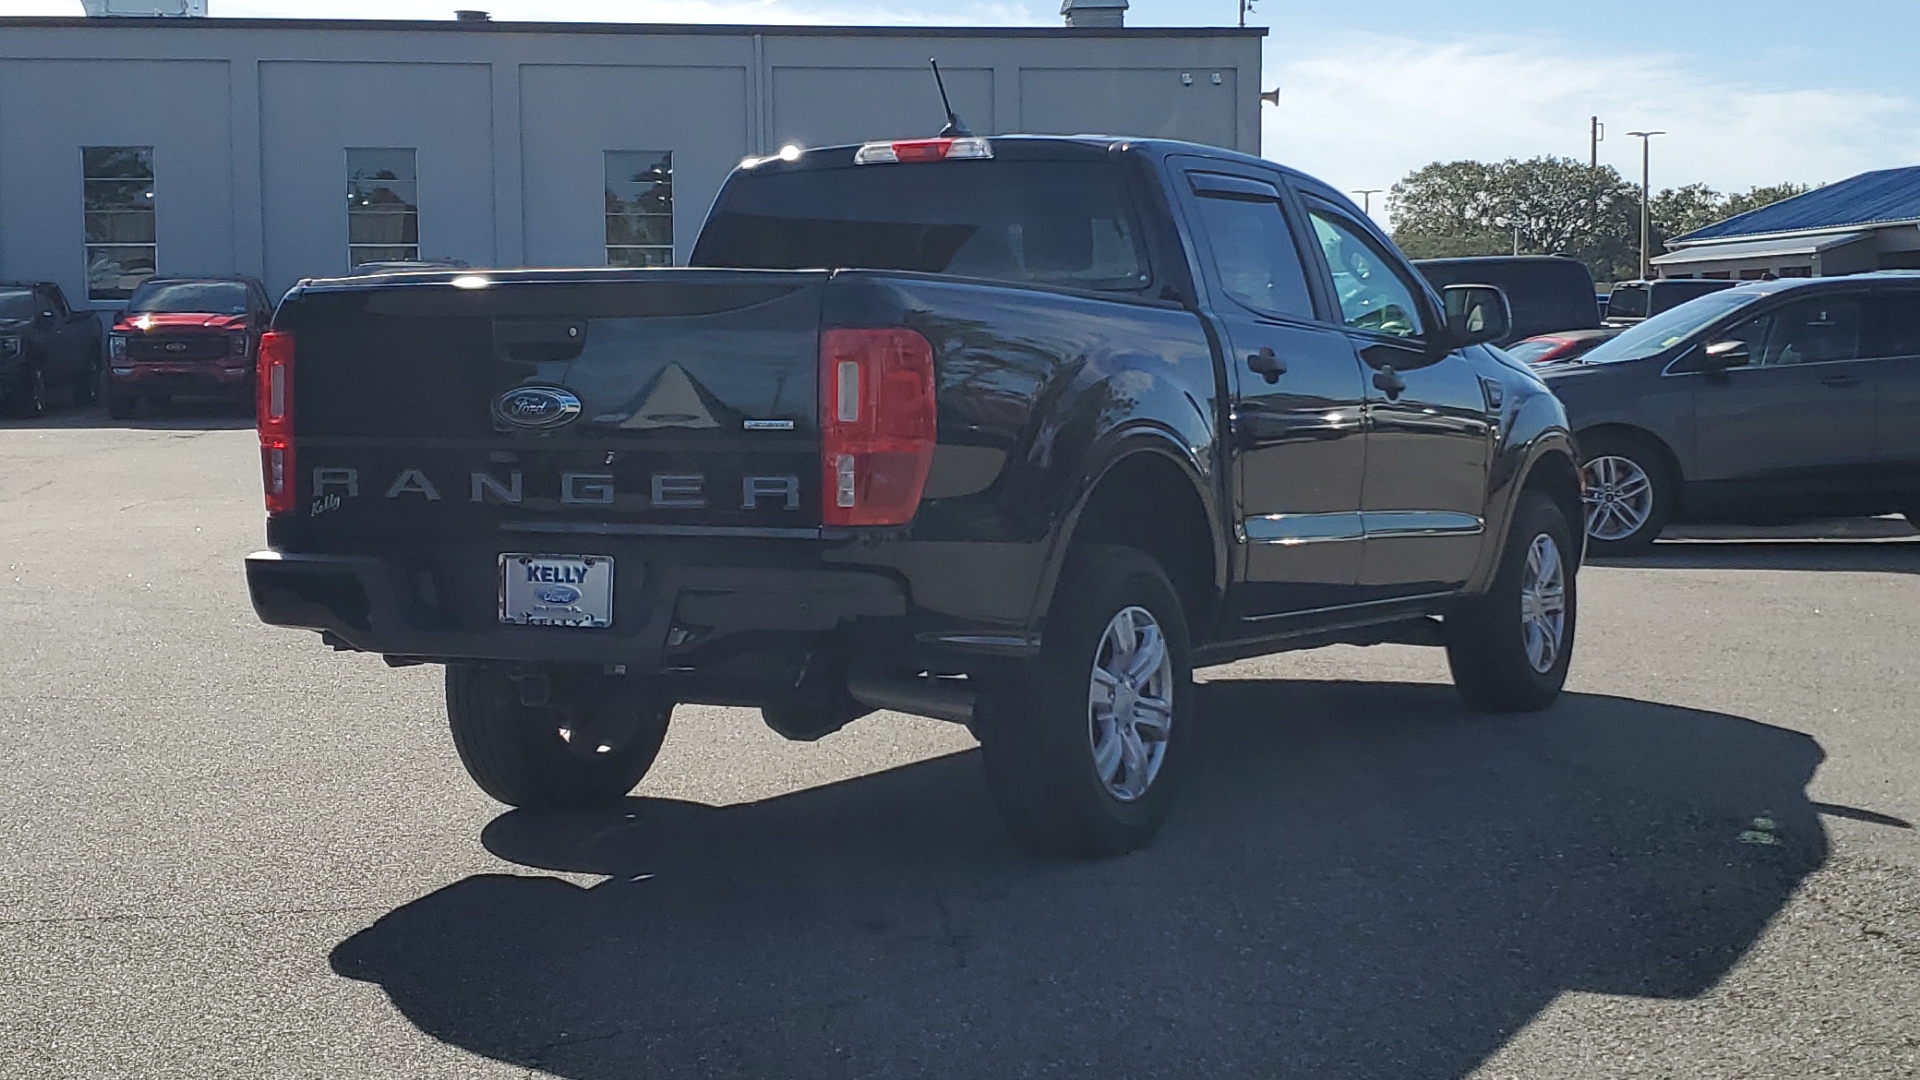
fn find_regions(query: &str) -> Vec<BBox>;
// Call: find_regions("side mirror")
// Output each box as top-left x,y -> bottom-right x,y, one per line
1701,339 -> 1751,369
1441,284 -> 1513,348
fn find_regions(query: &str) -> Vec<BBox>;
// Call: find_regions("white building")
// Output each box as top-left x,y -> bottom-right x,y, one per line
0,14 -> 1262,307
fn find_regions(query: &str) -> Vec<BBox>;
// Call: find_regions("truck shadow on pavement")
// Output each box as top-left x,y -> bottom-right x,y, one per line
331,679 -> 1827,1079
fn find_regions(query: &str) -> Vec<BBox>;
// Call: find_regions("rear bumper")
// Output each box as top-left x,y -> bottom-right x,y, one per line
245,549 -> 907,669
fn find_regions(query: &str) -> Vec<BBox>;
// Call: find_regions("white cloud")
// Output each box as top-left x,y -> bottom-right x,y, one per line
1263,31 -> 1920,223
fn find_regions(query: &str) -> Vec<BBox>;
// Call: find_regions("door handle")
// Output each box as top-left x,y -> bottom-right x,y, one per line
1372,364 -> 1406,399
1247,347 -> 1287,383
1821,375 -> 1861,388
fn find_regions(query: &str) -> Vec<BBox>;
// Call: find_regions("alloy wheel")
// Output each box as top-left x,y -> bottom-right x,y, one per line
1087,605 -> 1175,802
1519,533 -> 1568,674
1582,454 -> 1654,541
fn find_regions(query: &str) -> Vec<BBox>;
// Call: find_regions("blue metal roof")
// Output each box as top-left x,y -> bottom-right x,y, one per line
1677,166 -> 1920,243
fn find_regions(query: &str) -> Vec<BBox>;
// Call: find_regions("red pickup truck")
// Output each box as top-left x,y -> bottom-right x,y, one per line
104,276 -> 274,419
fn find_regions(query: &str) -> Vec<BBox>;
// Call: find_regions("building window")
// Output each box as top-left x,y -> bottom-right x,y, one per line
605,151 -> 673,267
83,146 -> 156,302
1779,265 -> 1813,278
347,148 -> 419,269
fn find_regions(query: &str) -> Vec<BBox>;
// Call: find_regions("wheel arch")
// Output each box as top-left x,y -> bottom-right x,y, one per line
1520,448 -> 1585,565
1576,422 -> 1685,485
1039,429 -> 1227,643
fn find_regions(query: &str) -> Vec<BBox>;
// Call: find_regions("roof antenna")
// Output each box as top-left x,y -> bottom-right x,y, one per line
930,59 -> 970,137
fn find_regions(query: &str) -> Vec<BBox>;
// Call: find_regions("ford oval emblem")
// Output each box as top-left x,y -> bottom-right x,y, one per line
494,385 -> 582,431
535,584 -> 581,605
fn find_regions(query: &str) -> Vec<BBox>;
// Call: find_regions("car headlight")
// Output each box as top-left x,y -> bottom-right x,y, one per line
228,330 -> 250,357
0,335 -> 20,359
108,333 -> 128,360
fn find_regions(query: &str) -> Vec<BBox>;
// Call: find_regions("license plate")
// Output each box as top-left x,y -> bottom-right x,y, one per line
499,554 -> 615,627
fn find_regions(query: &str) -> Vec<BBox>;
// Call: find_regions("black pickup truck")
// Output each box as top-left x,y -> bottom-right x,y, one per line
247,135 -> 1584,856
0,280 -> 103,417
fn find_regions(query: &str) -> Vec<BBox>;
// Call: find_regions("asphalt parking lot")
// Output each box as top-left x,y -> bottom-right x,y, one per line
2,407 -> 1917,1080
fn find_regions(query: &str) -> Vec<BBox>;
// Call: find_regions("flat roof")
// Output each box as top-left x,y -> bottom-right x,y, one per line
0,16 -> 1265,38
1652,232 -> 1870,266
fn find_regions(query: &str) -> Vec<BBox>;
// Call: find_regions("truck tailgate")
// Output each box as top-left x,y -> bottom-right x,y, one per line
278,271 -> 829,542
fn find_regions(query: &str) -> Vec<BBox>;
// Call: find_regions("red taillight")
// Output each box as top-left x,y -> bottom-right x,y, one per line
257,329 -> 295,516
819,328 -> 937,527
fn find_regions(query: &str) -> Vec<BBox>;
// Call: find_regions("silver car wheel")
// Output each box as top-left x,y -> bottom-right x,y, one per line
1087,605 -> 1174,803
1519,533 -> 1568,674
1582,454 -> 1655,542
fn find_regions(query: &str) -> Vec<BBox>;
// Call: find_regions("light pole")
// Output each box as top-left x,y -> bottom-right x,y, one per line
1626,130 -> 1665,281
1352,189 -> 1382,215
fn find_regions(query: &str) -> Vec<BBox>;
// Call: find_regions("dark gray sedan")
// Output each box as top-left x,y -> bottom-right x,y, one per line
1543,273 -> 1920,553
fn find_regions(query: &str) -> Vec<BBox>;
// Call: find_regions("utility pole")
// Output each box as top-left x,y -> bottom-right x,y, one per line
1626,130 -> 1665,280
1590,116 -> 1604,168
1352,188 -> 1382,215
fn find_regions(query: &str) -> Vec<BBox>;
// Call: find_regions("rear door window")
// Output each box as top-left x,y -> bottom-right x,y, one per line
1867,290 -> 1920,357
1185,173 -> 1315,321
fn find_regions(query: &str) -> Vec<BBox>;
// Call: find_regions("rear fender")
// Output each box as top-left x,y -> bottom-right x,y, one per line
1032,420 -> 1229,635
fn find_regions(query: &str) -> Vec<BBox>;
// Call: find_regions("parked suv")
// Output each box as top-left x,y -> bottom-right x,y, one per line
0,281 -> 103,417
1603,278 -> 1736,325
1544,274 -> 1920,553
105,276 -> 273,419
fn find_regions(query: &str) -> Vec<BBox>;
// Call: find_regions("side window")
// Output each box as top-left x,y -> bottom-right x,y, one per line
1305,208 -> 1425,339
1753,296 -> 1863,366
1188,182 -> 1314,320
1867,291 -> 1920,358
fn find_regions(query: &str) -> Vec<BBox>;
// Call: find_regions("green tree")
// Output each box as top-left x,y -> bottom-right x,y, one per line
1386,160 -> 1511,259
1389,157 -> 1640,282
1649,183 -> 1726,243
1719,182 -> 1813,222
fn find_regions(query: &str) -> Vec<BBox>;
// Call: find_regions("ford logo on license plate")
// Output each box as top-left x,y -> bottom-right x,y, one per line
535,584 -> 581,605
494,385 -> 582,430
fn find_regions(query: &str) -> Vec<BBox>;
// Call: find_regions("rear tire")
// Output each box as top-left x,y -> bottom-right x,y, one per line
1447,492 -> 1577,713
977,546 -> 1194,858
72,363 -> 99,406
6,366 -> 47,419
1578,431 -> 1673,556
446,665 -> 672,810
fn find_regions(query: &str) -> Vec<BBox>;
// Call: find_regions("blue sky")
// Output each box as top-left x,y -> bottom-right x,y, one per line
6,0 -> 1916,220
